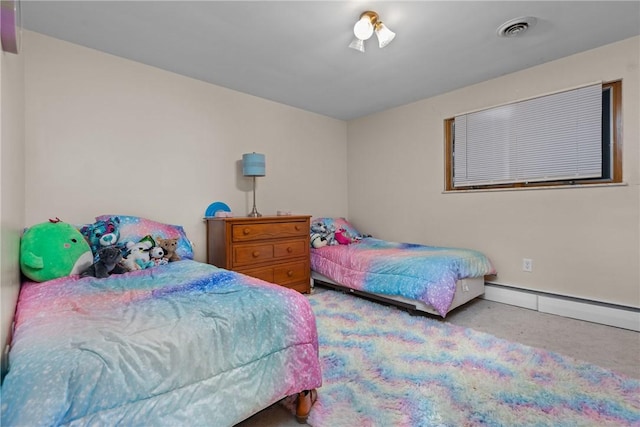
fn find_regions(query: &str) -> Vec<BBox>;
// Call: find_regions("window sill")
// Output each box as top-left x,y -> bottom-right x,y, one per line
443,182 -> 628,194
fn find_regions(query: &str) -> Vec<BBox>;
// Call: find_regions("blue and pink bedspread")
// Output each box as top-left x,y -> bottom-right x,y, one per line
1,260 -> 321,426
311,238 -> 495,317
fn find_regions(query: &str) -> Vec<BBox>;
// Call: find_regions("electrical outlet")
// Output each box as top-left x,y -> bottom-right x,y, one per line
522,258 -> 533,272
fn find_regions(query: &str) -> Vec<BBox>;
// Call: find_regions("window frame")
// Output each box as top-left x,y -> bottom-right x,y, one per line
444,80 -> 622,191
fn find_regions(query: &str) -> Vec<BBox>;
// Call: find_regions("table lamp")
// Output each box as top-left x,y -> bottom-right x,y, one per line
242,152 -> 266,217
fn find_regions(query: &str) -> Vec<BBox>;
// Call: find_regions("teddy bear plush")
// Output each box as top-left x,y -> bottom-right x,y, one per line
81,246 -> 125,278
156,237 -> 181,262
121,240 -> 154,271
80,217 -> 122,261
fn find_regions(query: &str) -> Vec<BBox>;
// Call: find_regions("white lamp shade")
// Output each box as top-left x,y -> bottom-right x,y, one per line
375,23 -> 396,48
242,153 -> 266,177
353,16 -> 374,40
348,37 -> 365,53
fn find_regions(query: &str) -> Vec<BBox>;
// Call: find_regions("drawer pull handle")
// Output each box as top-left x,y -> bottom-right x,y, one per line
287,247 -> 293,253
295,225 -> 301,231
252,251 -> 260,258
243,228 -> 250,235
287,270 -> 294,277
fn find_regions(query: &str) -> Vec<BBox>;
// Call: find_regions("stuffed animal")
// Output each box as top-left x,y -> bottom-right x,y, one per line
310,221 -> 337,246
121,240 -> 154,271
20,218 -> 94,282
149,246 -> 168,266
80,217 -> 122,260
334,228 -> 356,245
156,237 -> 181,262
80,246 -> 124,278
310,221 -> 325,234
310,233 -> 328,248
138,234 -> 156,248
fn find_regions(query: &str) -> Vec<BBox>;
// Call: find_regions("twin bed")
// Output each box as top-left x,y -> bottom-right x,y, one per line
309,217 -> 495,317
2,215 -> 494,426
1,216 -> 321,426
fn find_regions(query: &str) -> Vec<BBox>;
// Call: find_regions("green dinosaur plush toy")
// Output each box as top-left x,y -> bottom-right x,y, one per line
20,218 -> 94,282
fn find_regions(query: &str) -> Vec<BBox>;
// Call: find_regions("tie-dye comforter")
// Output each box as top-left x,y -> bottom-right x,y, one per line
311,238 -> 495,317
1,260 -> 321,427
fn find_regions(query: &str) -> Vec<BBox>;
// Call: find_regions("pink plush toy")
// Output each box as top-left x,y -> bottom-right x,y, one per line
334,228 -> 353,245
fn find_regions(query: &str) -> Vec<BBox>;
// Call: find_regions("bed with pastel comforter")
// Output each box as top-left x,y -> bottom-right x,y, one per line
310,218 -> 495,317
1,259 -> 321,426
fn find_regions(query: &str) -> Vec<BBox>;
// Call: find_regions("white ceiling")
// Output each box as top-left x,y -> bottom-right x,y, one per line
21,1 -> 640,120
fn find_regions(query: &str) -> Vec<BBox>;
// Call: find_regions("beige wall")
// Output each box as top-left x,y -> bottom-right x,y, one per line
0,44 -> 26,375
347,36 -> 640,308
3,31 -> 638,367
23,31 -> 349,262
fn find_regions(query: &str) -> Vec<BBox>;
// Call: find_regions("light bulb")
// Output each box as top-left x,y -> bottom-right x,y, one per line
353,16 -> 374,40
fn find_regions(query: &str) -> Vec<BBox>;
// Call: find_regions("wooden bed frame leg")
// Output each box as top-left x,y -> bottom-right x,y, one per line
295,388 -> 317,424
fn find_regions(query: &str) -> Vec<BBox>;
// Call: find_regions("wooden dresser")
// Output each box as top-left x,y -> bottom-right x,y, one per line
206,215 -> 311,293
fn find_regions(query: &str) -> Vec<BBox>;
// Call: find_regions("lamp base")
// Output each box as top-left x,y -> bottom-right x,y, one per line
248,176 -> 262,217
247,206 -> 262,218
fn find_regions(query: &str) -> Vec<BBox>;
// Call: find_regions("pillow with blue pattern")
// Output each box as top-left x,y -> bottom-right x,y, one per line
94,214 -> 194,260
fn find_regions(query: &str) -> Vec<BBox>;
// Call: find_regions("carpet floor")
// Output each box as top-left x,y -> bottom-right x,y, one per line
281,289 -> 640,427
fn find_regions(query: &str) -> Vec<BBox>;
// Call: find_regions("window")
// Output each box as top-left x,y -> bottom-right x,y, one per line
445,81 -> 622,191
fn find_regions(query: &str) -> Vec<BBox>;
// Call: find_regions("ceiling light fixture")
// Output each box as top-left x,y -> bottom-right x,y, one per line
349,11 -> 395,53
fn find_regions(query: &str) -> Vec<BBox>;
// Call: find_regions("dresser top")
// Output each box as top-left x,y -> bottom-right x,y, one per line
205,215 -> 311,223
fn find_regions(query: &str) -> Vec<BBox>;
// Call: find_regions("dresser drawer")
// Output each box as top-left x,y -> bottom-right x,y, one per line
232,221 -> 308,242
233,238 -> 307,267
237,265 -> 274,283
273,239 -> 308,259
238,260 -> 309,289
233,243 -> 274,266
273,260 -> 309,285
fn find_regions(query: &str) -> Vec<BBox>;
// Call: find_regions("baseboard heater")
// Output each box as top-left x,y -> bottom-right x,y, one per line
484,282 -> 640,332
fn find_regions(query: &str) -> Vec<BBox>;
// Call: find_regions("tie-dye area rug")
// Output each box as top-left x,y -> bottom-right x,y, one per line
284,289 -> 640,427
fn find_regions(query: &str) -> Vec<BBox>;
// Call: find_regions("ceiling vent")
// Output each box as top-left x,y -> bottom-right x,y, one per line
497,17 -> 537,37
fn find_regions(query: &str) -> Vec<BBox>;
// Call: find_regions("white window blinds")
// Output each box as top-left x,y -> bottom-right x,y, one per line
453,83 -> 602,187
